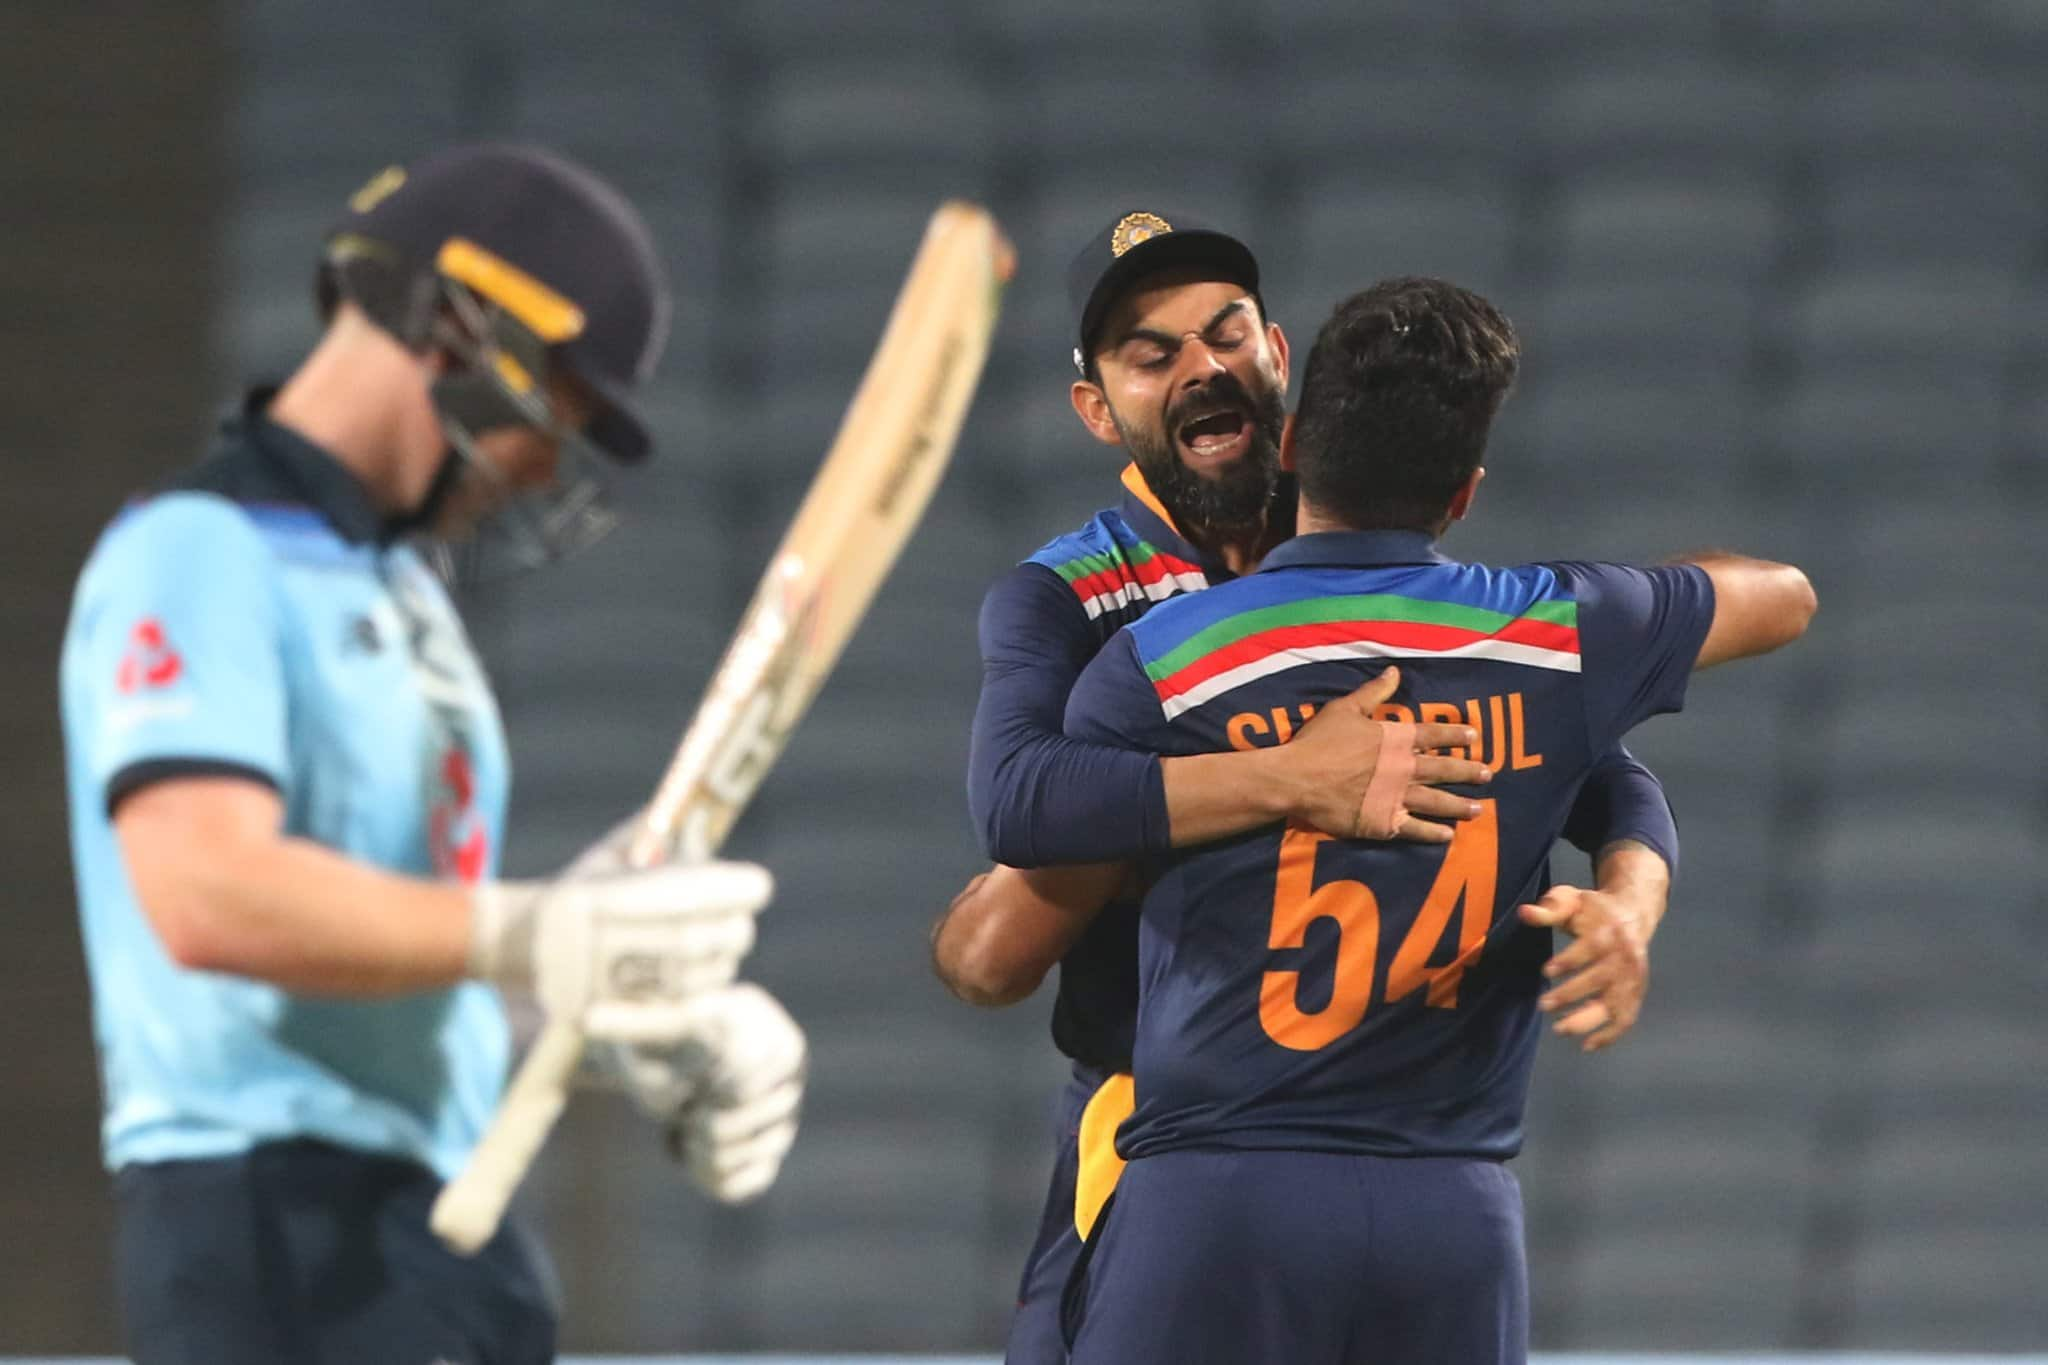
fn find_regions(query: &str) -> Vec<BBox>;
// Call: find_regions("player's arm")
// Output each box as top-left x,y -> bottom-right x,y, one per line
1563,746 -> 1678,878
1523,553 -> 1809,1047
115,777 -> 766,1027
933,633 -> 1190,1008
117,775 -> 470,991
1162,664 -> 1488,845
930,861 -> 1129,1007
79,498 -> 763,1033
969,565 -> 1486,867
1519,837 -> 1671,1053
1681,552 -> 1816,668
1518,746 -> 1679,1051
1555,554 -> 1814,756
968,565 -> 1156,866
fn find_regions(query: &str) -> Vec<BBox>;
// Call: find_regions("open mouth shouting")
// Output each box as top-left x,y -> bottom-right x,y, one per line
1172,396 -> 1254,473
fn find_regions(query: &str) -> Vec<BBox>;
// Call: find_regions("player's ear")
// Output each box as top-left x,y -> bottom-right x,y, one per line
1278,411 -> 1298,472
1447,467 -> 1485,523
1069,380 -> 1125,448
1266,318 -> 1290,391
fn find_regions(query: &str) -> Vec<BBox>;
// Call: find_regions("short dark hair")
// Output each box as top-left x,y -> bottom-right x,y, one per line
1291,277 -> 1520,533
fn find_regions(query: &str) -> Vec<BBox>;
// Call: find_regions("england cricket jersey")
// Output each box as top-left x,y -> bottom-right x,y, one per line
59,396 -> 511,1178
1063,530 -> 1715,1160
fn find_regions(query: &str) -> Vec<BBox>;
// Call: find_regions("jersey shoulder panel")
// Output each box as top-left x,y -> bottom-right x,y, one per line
156,437 -> 376,567
86,492 -> 280,588
1022,507 -> 1209,625
1123,559 -> 1584,721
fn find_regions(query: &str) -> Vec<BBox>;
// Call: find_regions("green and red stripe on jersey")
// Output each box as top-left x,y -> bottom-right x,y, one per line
1043,536 -> 1208,621
1131,572 -> 1581,719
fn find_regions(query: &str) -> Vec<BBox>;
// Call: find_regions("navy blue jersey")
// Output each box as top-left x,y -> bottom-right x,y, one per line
970,466 -> 1231,1070
968,464 -> 1224,871
1064,529 -> 1715,1160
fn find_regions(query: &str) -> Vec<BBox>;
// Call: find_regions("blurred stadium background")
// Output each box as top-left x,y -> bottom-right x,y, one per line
4,0 -> 2045,1356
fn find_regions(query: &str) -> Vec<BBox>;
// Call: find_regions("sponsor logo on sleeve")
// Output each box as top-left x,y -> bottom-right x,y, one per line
115,618 -> 183,694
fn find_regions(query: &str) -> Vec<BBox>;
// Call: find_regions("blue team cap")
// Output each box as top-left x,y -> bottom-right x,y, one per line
321,144 -> 672,462
1067,208 -> 1262,376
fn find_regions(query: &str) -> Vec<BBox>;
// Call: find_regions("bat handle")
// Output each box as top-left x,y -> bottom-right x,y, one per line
430,1017 -> 587,1254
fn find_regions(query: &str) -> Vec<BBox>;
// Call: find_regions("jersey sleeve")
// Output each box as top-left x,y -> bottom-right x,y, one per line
66,494 -> 289,812
966,564 -> 1169,867
1562,745 -> 1679,877
1548,561 -> 1716,754
1062,628 -> 1172,755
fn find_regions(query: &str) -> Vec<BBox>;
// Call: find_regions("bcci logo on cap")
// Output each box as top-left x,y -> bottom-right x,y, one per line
1111,212 -> 1173,258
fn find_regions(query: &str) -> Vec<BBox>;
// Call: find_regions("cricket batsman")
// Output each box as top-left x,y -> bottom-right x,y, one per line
59,145 -> 804,1363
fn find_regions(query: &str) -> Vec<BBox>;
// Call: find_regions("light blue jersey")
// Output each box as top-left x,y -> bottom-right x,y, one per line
59,411 -> 512,1178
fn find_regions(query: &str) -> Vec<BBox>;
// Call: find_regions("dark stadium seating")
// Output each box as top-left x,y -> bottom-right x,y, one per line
728,0 -> 982,66
747,66 -> 998,187
1265,69 -> 1526,183
1751,0 -> 1985,68
1545,177 -> 1784,284
1473,0 -> 1731,60
1797,69 -> 2047,167
1290,177 -> 1523,298
1535,65 -> 1786,177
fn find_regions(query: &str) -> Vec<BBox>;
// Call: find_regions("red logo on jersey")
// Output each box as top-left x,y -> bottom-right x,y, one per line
116,618 -> 183,694
430,748 -> 490,885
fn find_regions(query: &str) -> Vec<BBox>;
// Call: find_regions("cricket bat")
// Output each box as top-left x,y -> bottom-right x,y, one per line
431,201 -> 1013,1254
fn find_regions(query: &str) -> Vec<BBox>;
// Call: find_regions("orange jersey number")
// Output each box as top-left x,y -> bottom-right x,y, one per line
1260,802 -> 1500,1051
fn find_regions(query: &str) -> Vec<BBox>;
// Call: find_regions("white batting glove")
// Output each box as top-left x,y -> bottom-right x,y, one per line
466,860 -> 770,1045
560,811 -> 646,879
596,982 -> 807,1203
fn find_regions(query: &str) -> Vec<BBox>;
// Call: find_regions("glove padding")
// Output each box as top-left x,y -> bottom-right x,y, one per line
561,811 -> 648,879
467,859 -> 770,1044
596,982 -> 807,1204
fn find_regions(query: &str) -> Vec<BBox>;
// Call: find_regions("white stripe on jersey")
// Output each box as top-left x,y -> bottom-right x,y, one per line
1078,568 -> 1209,621
1160,636 -> 1583,720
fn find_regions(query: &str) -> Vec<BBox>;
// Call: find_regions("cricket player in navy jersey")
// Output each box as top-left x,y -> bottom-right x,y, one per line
1056,277 -> 1816,1364
930,217 -> 1685,1364
59,146 -> 804,1364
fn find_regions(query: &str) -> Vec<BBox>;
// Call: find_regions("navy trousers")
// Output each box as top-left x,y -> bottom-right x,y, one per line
1066,1148 -> 1528,1365
1004,1070 -> 1096,1365
114,1138 -> 559,1365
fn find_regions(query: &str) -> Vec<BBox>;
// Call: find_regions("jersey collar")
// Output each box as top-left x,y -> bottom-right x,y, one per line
1256,528 -> 1452,572
1116,463 -> 1232,580
235,390 -> 393,545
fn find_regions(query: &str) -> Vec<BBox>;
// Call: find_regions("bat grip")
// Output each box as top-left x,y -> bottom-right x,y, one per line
430,1017 -> 587,1254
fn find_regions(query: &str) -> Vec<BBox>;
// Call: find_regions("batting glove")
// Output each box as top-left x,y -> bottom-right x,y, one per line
466,860 -> 769,1045
597,982 -> 807,1203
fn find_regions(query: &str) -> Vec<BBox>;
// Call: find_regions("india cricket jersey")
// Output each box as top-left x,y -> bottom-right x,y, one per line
1063,529 -> 1715,1160
59,397 -> 511,1178
969,464 -> 1235,1071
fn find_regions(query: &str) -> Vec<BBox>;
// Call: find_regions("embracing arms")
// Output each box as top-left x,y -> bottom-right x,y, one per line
968,563 -> 1486,866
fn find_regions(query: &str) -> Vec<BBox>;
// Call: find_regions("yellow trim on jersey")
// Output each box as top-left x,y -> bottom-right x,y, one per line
436,238 -> 586,343
1119,463 -> 1186,539
1075,1071 -> 1136,1239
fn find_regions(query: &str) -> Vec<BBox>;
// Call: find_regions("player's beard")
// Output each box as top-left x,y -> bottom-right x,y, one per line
1112,372 -> 1286,548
